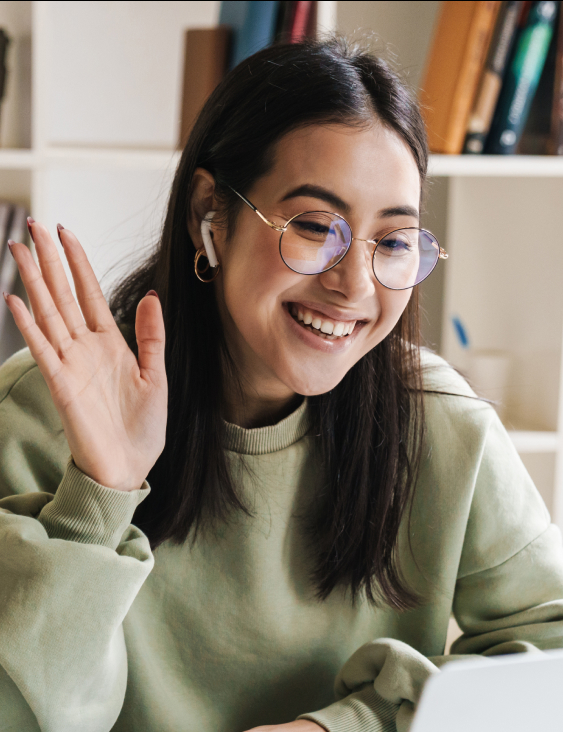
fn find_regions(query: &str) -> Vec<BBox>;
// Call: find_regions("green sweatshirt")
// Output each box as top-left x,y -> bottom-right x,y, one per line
0,345 -> 562,732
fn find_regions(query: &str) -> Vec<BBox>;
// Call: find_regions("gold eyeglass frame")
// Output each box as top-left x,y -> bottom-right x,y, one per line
229,186 -> 448,291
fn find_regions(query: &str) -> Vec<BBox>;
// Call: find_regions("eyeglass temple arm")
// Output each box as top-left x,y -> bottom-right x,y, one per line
227,185 -> 286,232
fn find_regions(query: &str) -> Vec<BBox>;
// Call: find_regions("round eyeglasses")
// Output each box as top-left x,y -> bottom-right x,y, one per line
229,186 -> 448,290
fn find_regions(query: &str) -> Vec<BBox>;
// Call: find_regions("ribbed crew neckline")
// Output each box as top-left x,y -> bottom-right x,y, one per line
224,398 -> 312,455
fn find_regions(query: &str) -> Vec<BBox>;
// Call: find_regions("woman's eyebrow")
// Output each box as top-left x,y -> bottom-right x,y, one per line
280,184 -> 351,214
281,186 -> 419,220
378,205 -> 419,219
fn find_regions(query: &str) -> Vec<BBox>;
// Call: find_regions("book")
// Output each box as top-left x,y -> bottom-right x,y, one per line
219,0 -> 249,67
222,1 -> 280,70
178,27 -> 231,149
464,1 -> 523,153
0,204 -> 25,298
274,1 -> 318,43
274,1 -> 294,42
518,2 -> 559,154
0,28 -> 10,128
486,1 -> 559,154
289,1 -> 313,42
0,203 -> 17,346
420,1 -> 502,155
550,2 -> 563,153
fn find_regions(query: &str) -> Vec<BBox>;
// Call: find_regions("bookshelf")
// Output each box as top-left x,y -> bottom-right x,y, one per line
0,1 -> 562,529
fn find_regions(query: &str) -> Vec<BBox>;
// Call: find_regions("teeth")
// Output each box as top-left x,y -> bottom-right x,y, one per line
290,304 -> 358,339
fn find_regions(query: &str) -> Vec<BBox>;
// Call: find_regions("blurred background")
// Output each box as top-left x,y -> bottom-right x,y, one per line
0,0 -> 562,530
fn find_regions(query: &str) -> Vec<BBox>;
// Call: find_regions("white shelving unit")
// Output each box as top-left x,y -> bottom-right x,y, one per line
336,1 -> 563,528
0,0 -> 562,527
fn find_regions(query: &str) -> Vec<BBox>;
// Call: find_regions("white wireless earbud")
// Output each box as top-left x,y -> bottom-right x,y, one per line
200,211 -> 219,268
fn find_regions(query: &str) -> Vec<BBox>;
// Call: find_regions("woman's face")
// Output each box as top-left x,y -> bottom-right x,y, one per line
208,122 -> 421,408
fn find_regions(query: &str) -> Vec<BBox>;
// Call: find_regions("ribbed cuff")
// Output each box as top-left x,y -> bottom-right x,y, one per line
298,686 -> 399,732
38,455 -> 151,550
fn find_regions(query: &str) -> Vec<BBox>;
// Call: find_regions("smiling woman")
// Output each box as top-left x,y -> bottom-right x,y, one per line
0,37 -> 563,732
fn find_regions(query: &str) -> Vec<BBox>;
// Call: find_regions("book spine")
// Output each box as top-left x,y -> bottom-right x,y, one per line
178,28 -> 231,149
231,1 -> 280,68
549,1 -> 563,153
486,0 -> 558,153
446,1 -> 503,153
464,1 -> 523,153
289,1 -> 312,41
420,1 -> 502,155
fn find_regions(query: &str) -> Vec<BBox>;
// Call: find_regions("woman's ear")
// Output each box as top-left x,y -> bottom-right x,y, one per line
188,168 -> 221,252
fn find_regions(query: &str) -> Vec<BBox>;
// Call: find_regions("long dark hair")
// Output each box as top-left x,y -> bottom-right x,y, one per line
109,38 -> 428,610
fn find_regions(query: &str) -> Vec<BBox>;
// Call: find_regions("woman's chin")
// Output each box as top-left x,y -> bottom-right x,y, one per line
281,368 -> 349,398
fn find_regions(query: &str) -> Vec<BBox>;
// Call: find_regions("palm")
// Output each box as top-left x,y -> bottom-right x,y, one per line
5,222 -> 167,492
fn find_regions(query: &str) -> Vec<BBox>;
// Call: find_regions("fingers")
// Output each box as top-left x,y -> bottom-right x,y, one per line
135,291 -> 166,386
8,240 -> 74,355
28,221 -> 88,338
3,293 -> 64,382
56,225 -> 117,333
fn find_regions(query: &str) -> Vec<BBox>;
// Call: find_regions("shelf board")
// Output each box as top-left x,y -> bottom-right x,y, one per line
0,149 -> 36,170
2,148 -> 563,178
507,430 -> 560,453
428,154 -> 563,177
43,147 -> 181,169
0,148 -> 182,171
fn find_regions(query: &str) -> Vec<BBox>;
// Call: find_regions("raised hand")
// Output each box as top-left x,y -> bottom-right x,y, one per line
3,220 -> 167,492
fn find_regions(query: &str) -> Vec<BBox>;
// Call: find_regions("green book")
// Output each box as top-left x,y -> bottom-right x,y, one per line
486,0 -> 558,154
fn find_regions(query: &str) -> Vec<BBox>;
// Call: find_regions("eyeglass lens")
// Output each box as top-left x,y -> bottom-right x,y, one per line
280,212 -> 440,289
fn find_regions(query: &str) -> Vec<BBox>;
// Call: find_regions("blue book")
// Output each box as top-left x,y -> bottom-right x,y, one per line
486,1 -> 558,154
220,1 -> 280,70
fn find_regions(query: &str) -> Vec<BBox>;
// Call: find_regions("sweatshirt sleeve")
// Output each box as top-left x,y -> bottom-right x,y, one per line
0,348 -> 155,732
299,370 -> 563,732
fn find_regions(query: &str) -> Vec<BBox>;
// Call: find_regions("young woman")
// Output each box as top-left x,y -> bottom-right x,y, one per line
1,39 -> 562,732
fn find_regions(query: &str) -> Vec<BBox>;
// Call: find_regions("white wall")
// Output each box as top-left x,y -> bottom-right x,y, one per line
337,1 -> 440,90
44,1 -> 220,148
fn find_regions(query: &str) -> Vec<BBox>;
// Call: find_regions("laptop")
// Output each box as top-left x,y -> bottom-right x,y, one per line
411,648 -> 563,732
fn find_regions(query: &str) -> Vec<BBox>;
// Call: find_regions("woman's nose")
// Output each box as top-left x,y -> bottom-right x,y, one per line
318,237 -> 376,302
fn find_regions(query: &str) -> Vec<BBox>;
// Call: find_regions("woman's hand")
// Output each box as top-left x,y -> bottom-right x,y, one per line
245,722 -> 324,732
4,221 -> 167,492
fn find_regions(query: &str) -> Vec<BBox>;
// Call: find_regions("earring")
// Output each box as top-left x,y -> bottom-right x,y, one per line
195,211 -> 220,282
194,248 -> 220,282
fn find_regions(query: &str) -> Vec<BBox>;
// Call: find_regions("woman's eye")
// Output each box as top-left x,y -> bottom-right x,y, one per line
290,218 -> 332,239
381,238 -> 404,250
379,235 -> 415,253
294,221 -> 330,235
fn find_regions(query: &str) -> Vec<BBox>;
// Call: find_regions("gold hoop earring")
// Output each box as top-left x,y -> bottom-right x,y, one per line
194,248 -> 220,282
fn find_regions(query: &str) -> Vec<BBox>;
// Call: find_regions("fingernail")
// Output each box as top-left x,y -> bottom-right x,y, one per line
146,290 -> 159,299
7,240 -> 15,256
2,292 -> 9,302
56,223 -> 64,244
27,217 -> 35,239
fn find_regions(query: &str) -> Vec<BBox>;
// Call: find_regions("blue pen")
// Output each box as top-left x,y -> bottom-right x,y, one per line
451,316 -> 470,349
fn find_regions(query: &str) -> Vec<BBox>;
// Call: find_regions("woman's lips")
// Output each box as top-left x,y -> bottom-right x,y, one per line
283,303 -> 364,353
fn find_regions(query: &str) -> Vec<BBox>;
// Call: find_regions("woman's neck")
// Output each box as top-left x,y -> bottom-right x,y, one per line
222,378 -> 303,429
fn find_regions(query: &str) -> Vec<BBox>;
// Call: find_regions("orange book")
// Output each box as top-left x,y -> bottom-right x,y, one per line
178,27 -> 231,149
420,1 -> 502,154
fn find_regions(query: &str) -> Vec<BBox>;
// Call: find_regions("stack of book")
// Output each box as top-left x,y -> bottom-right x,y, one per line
179,1 -> 317,148
420,1 -> 563,155
0,203 -> 27,347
